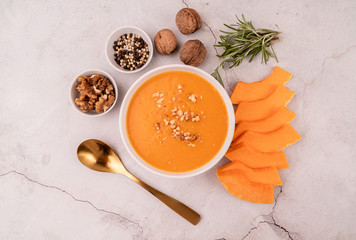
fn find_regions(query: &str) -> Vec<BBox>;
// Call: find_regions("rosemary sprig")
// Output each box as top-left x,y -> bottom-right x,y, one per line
212,15 -> 281,85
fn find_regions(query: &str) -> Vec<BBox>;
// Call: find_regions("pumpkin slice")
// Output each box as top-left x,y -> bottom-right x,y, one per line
235,86 -> 294,122
218,161 -> 282,186
234,124 -> 301,152
233,107 -> 296,140
230,66 -> 292,104
217,169 -> 274,204
225,143 -> 289,169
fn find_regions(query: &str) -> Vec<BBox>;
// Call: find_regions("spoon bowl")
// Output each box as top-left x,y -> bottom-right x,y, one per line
77,139 -> 201,225
77,139 -> 126,174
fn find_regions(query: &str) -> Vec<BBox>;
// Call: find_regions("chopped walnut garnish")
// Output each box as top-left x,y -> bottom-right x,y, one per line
153,93 -> 165,108
192,116 -> 200,122
163,119 -> 169,126
155,122 -> 161,131
151,86 -> 205,147
188,94 -> 197,103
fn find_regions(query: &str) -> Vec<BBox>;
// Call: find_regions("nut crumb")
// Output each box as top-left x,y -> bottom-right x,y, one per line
164,119 -> 169,126
192,116 -> 200,122
188,94 -> 197,103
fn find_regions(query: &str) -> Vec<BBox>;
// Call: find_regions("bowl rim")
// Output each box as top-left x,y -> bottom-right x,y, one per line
70,69 -> 118,117
119,64 -> 235,178
105,26 -> 153,74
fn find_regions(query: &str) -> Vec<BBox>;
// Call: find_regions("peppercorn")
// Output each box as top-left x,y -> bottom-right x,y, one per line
112,33 -> 149,71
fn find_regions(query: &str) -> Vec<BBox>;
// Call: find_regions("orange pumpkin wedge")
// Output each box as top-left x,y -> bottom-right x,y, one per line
225,142 -> 289,170
235,86 -> 294,122
233,107 -> 296,140
218,161 -> 282,186
230,66 -> 292,104
234,124 -> 301,152
217,169 -> 274,204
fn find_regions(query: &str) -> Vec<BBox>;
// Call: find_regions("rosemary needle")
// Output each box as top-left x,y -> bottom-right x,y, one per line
212,15 -> 281,86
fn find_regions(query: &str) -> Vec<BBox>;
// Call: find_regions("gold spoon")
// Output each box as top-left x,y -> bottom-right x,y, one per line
77,139 -> 201,225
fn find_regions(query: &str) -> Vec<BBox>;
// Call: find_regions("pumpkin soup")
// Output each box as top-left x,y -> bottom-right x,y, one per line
126,71 -> 228,172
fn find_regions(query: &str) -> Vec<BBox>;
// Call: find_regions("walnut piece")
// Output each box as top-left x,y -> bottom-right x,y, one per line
95,95 -> 115,113
175,8 -> 202,34
74,74 -> 115,114
154,29 -> 177,55
180,40 -> 207,67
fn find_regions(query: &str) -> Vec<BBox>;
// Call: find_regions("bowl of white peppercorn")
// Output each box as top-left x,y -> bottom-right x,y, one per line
106,26 -> 153,74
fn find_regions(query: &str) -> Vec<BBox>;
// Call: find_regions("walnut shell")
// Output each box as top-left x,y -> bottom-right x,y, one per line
180,40 -> 207,67
175,8 -> 202,35
154,29 -> 177,55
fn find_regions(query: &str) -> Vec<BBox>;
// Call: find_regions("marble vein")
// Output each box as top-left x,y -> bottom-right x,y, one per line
202,21 -> 231,91
182,0 -> 189,8
241,186 -> 295,240
0,170 -> 145,239
306,44 -> 356,87
182,0 -> 230,89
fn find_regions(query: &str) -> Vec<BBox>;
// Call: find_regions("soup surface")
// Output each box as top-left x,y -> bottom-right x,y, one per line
126,71 -> 228,172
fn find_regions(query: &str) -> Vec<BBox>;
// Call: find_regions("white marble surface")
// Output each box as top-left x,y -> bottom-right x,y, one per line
1,0 -> 356,239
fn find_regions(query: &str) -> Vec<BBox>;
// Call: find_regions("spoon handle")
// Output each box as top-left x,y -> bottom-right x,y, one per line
124,173 -> 201,225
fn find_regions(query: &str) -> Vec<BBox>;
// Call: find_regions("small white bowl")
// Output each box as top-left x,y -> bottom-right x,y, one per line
105,26 -> 153,74
70,69 -> 118,117
119,64 -> 235,178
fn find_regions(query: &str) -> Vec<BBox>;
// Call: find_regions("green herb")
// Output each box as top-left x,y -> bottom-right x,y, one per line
212,15 -> 281,85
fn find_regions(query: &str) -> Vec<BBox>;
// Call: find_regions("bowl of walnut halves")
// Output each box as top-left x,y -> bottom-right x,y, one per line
70,69 -> 118,116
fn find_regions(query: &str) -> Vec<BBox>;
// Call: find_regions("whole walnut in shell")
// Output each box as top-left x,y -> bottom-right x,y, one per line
154,29 -> 177,55
175,8 -> 202,34
180,40 -> 207,67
